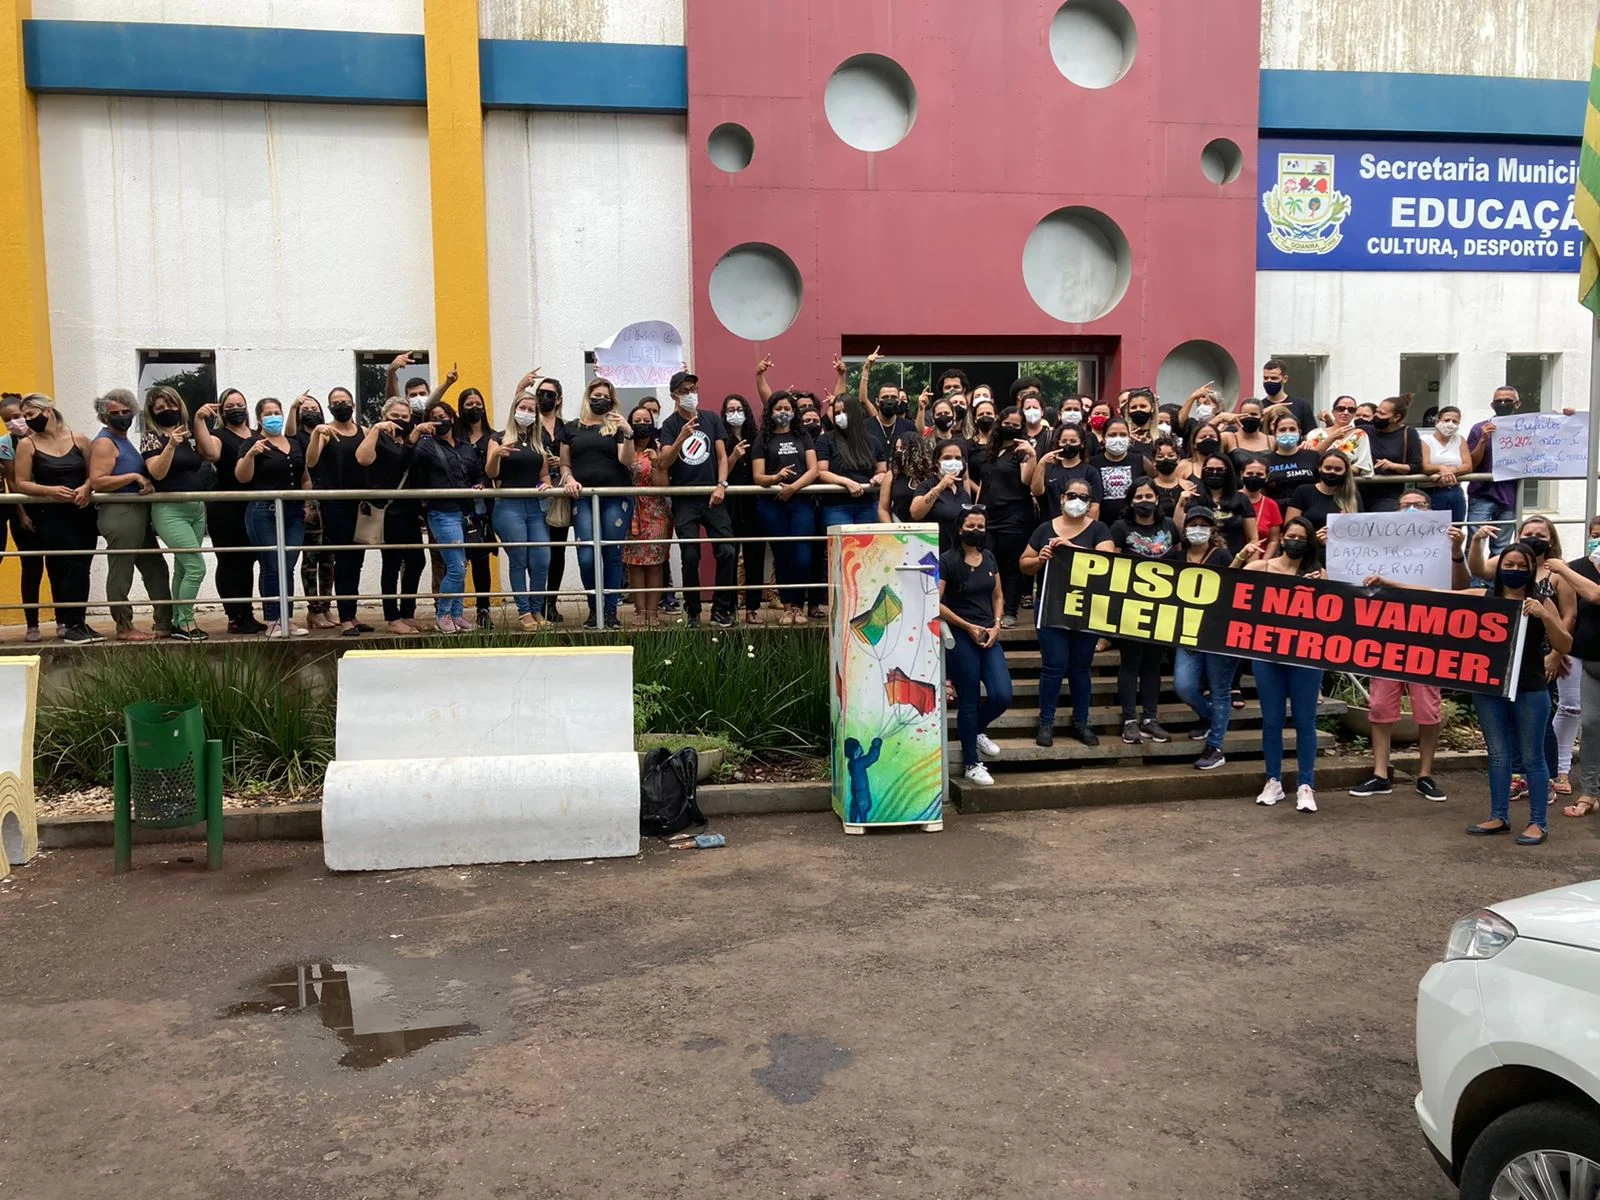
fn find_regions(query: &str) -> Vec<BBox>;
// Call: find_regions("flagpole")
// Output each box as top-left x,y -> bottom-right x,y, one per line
1589,316 -> 1600,525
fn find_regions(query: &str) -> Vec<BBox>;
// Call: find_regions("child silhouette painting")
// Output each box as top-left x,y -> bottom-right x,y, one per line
844,736 -> 883,824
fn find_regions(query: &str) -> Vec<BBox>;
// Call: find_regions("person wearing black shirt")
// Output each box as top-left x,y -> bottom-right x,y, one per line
139,386 -> 222,641
1363,393 -> 1424,511
1285,449 -> 1360,532
454,386 -> 500,630
977,408 -> 1040,626
816,395 -> 888,530
1258,359 -> 1317,438
878,434 -> 935,524
910,439 -> 976,553
938,506 -> 1013,786
1020,480 -> 1114,747
858,347 -> 919,454
1147,438 -> 1192,520
1549,534 -> 1600,817
1032,423 -> 1102,521
301,386 -> 370,634
408,398 -> 483,633
485,390 -> 554,631
530,376 -> 573,622
1108,479 -> 1177,744
13,394 -> 102,642
1167,506 -> 1237,770
1175,453 -> 1256,558
658,370 -> 736,627
233,397 -> 308,637
796,407 -> 830,618
1088,416 -> 1141,526
752,391 -> 819,625
561,378 -> 636,629
721,393 -> 766,623
209,388 -> 267,634
289,394 -> 338,629
355,396 -> 424,633
1264,411 -> 1318,503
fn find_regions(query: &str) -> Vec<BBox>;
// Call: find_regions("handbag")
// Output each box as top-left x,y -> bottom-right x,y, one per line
544,493 -> 572,528
355,469 -> 407,546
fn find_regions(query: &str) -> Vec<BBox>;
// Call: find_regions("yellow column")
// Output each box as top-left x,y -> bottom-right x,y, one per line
422,0 -> 492,419
0,0 -> 51,395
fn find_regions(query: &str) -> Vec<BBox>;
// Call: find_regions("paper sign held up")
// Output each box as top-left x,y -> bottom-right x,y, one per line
1492,411 -> 1590,481
1325,510 -> 1453,592
593,321 -> 684,389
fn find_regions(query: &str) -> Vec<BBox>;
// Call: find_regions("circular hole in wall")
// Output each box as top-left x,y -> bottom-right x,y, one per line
708,244 -> 804,341
1049,0 -> 1138,89
707,122 -> 755,173
1021,207 -> 1132,323
1156,340 -> 1242,407
1201,137 -> 1244,185
824,53 -> 918,152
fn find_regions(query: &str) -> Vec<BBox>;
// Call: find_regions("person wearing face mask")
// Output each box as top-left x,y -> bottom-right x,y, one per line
1255,359 -> 1316,435
719,394 -> 766,624
1146,438 -> 1194,519
1465,387 -> 1523,556
1033,424 -> 1103,521
857,348 -> 918,455
1088,418 -> 1140,527
354,397 -> 424,633
967,400 -> 999,486
1264,413 -> 1319,504
206,388 -> 267,634
976,407 -> 1040,628
1419,404 -> 1467,522
450,386 -> 499,630
1238,461 -> 1282,556
1546,520 -> 1600,820
815,394 -> 889,534
925,399 -> 964,451
233,397 -> 309,638
1362,394 -> 1423,512
1009,378 -> 1052,456
137,386 -> 223,641
525,374 -> 574,623
939,505 -> 1012,786
1218,399 -> 1272,473
1240,515 -> 1326,812
0,395 -> 46,642
406,398 -> 485,633
1178,383 -> 1223,447
1284,449 -> 1361,533
562,379 -> 636,630
1179,422 -> 1227,487
1020,483 -> 1113,747
878,434 -> 935,525
13,394 -> 103,643
1176,455 -> 1256,558
302,387 -> 370,636
484,390 -> 555,631
286,394 -> 337,629
910,440 -> 976,553
1086,403 -> 1113,452
89,387 -> 173,641
616,405 -> 669,628
1157,404 -> 1181,446
1122,388 -> 1158,448
796,405 -> 830,620
753,391 -> 820,625
1302,395 -> 1374,476
1107,479 -> 1176,743
1163,507 -> 1235,769
1057,396 -> 1086,437
658,371 -> 738,628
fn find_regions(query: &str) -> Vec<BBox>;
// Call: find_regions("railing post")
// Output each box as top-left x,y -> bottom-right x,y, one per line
273,497 -> 291,637
590,490 -> 605,625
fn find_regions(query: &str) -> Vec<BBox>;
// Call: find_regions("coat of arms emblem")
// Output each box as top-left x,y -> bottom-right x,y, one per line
1262,153 -> 1352,254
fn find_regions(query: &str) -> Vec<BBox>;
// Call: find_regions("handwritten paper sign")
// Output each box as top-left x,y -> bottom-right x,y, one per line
593,321 -> 684,388
1325,510 -> 1453,592
1492,411 -> 1590,481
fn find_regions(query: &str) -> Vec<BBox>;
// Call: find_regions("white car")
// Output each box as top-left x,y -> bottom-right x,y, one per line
1416,881 -> 1600,1199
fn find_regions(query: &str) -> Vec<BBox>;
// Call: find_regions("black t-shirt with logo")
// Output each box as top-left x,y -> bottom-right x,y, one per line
660,409 -> 731,488
940,548 -> 1000,627
753,429 -> 813,479
1265,449 -> 1319,502
1109,517 -> 1179,560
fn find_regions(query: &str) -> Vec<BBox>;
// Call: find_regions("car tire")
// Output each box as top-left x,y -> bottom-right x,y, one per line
1459,1100 -> 1600,1200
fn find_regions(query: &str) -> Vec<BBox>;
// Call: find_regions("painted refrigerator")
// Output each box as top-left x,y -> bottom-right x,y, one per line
829,524 -> 946,833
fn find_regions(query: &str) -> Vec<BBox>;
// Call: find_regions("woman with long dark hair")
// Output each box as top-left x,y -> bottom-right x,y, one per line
302,386 -> 369,636
622,404 -> 670,627
354,396 -> 423,633
456,386 -> 498,629
815,394 -> 886,529
1176,453 -> 1256,558
532,375 -> 572,623
939,504 -> 1012,786
233,397 -> 308,638
879,434 -> 936,524
138,385 -> 220,641
977,406 -> 1040,628
754,391 -> 819,625
208,388 -> 266,635
720,393 -> 765,622
409,397 -> 481,633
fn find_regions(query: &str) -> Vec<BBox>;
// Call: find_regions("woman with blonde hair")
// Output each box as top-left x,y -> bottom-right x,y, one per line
139,385 -> 221,640
559,377 -> 635,629
13,394 -> 102,642
485,388 -> 553,630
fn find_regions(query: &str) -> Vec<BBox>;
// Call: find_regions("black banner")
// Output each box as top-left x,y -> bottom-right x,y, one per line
1038,548 -> 1526,697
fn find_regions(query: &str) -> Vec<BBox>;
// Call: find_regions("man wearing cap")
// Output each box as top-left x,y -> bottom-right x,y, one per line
658,369 -> 738,628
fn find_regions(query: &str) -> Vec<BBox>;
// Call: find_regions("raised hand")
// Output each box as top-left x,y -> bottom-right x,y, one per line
389,352 -> 413,372
756,354 -> 774,376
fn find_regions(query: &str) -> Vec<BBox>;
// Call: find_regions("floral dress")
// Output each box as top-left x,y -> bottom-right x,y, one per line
624,451 -> 670,567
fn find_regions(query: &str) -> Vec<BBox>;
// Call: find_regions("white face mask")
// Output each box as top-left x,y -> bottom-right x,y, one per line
833,412 -> 848,430
1157,422 -> 1172,437
726,410 -> 745,428
1105,436 -> 1130,455
409,395 -> 428,412
1062,410 -> 1083,425
1186,527 -> 1213,545
1064,497 -> 1090,518
938,458 -> 963,478
681,393 -> 699,411
1435,421 -> 1458,437
513,409 -> 538,428
1192,404 -> 1215,422
1023,407 -> 1043,424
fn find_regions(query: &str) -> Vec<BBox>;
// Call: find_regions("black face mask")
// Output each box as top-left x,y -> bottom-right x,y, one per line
24,414 -> 48,433
953,405 -> 969,418
1202,467 -> 1227,486
773,412 -> 793,429
104,412 -> 133,433
879,400 -> 900,417
1128,409 -> 1152,427
329,402 -> 354,422
1500,568 -> 1532,591
1493,399 -> 1517,416
1132,500 -> 1158,519
537,393 -> 560,413
802,421 -> 822,436
1522,535 -> 1550,558
1000,425 -> 1022,438
1281,539 -> 1309,560
1241,476 -> 1264,492
463,406 -> 485,424
1240,416 -> 1262,434
1059,444 -> 1081,460
631,422 -> 654,440
589,397 -> 615,416
960,529 -> 987,548
223,408 -> 249,426
933,414 -> 954,431
975,416 -> 996,433
1155,458 -> 1178,475
1195,438 -> 1220,455
299,412 -> 322,430
1319,471 -> 1346,488
153,409 -> 183,429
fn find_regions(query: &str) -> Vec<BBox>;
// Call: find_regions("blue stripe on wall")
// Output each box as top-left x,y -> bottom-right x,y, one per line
480,39 -> 686,112
23,20 -> 426,105
1260,69 -> 1585,142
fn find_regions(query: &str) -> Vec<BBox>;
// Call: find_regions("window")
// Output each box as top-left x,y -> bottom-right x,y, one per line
1268,354 -> 1326,410
1506,353 -> 1562,510
1399,354 -> 1456,425
355,350 -> 430,425
137,350 -> 216,414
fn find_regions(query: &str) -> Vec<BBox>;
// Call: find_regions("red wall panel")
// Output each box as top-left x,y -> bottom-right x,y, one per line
686,0 -> 1262,405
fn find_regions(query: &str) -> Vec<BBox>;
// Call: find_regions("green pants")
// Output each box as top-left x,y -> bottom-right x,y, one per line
150,501 -> 207,630
97,502 -> 172,633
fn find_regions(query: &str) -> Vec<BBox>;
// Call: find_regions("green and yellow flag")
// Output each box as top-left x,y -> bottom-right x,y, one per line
1580,6 -> 1600,313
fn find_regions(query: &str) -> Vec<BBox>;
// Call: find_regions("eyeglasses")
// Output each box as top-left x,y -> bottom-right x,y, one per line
960,503 -> 987,515
1333,405 -> 1356,414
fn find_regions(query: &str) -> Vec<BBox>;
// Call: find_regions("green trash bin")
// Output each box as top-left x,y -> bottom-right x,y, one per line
113,700 -> 224,873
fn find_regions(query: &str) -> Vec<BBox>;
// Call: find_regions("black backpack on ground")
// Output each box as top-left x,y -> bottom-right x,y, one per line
639,747 -> 706,838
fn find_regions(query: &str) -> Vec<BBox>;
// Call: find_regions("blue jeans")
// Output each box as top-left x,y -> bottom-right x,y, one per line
491,497 -> 552,616
1474,689 -> 1552,830
244,500 -> 306,622
572,495 -> 633,621
1037,626 -> 1098,728
1175,650 -> 1239,751
1428,486 -> 1465,522
427,508 -> 468,620
1467,494 -> 1515,556
1254,660 -> 1323,788
946,632 -> 1013,767
757,496 -> 816,607
819,500 -> 880,532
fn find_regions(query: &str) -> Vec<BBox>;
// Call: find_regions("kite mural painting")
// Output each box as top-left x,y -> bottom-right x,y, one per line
829,524 -> 945,832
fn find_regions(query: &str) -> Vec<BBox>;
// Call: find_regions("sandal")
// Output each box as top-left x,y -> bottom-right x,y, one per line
1231,688 -> 1245,710
1553,773 -> 1572,795
1563,796 -> 1599,818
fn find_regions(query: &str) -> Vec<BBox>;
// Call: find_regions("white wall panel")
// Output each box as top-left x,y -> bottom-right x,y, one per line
31,0 -> 423,34
478,0 -> 683,45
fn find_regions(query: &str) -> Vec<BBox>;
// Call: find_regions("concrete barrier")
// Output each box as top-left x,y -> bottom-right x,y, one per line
0,656 -> 40,879
322,647 -> 640,871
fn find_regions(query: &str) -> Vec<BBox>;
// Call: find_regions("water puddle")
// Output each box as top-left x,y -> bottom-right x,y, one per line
752,1034 -> 854,1105
226,962 -> 479,1069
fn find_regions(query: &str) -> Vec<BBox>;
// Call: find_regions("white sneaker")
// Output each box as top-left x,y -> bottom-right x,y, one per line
975,734 -> 1001,758
1256,778 -> 1284,806
964,763 -> 994,786
1296,785 -> 1318,813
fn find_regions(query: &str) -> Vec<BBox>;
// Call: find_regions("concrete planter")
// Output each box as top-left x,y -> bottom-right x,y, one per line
1340,704 -> 1419,744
